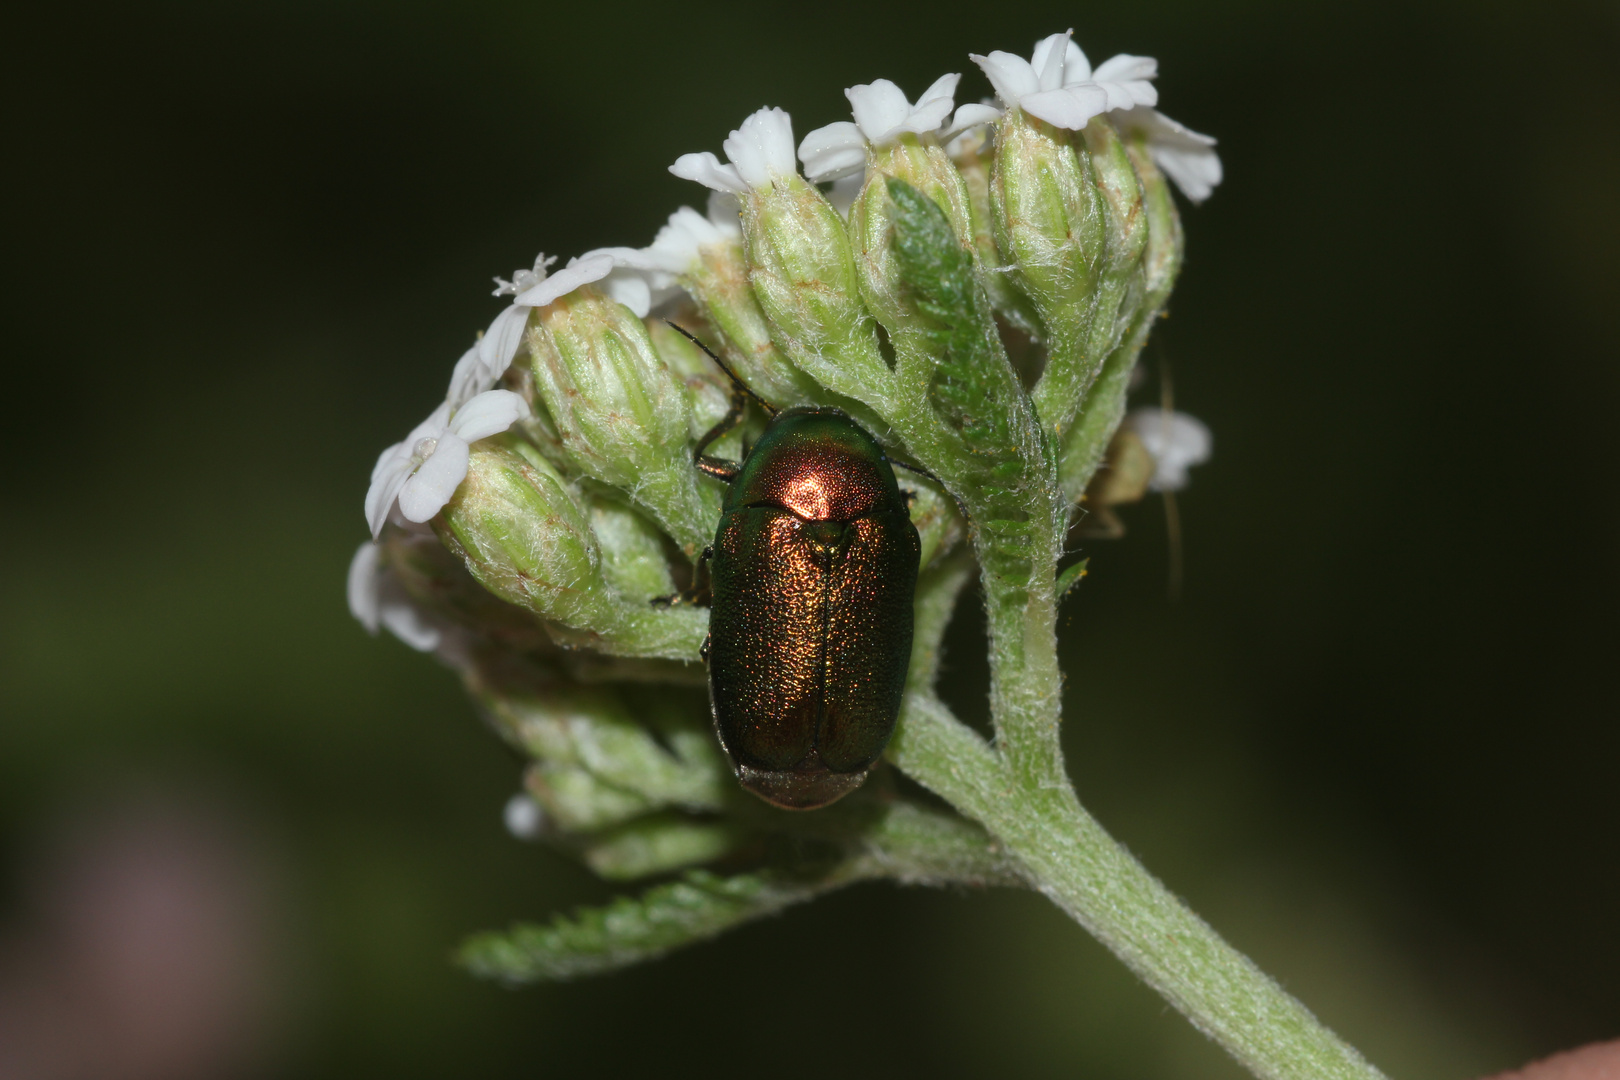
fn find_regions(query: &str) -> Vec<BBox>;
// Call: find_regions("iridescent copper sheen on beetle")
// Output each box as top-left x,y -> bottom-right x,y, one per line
702,406 -> 920,810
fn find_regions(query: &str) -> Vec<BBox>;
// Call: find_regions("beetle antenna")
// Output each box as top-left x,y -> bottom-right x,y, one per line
663,321 -> 777,417
887,456 -> 975,529
888,457 -> 941,484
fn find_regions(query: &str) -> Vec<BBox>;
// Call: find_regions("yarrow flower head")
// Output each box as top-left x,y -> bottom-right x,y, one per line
363,389 -> 530,537
331,46 -> 1375,1075
797,74 -> 1001,183
971,30 -> 1157,131
670,107 -> 798,193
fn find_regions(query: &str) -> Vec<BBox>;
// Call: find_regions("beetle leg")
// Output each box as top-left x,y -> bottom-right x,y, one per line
692,379 -> 746,482
699,632 -> 711,664
649,546 -> 715,609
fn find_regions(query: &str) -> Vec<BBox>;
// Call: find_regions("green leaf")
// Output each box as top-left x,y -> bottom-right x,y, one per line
1056,557 -> 1090,600
457,869 -> 837,983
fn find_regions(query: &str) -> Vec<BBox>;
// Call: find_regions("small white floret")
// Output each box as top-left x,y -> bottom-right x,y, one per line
449,251 -> 620,409
1111,106 -> 1224,204
972,30 -> 1157,131
1124,408 -> 1213,492
672,107 -> 798,193
346,541 -> 445,652
364,390 -> 530,536
798,74 -> 998,184
504,793 -> 545,840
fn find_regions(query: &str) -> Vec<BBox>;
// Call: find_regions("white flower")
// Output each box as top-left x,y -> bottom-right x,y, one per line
797,74 -> 1002,183
503,793 -> 545,840
364,390 -> 530,536
346,541 -> 444,653
1112,106 -> 1223,204
594,199 -> 743,282
670,107 -> 798,194
972,30 -> 1157,131
446,252 -> 619,411
1124,408 -> 1212,491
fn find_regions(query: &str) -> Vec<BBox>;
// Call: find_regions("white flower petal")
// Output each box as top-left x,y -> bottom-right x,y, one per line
941,102 -> 1002,139
721,107 -> 797,189
1020,84 -> 1110,130
1153,145 -> 1223,204
397,431 -> 471,523
478,304 -> 532,387
448,389 -> 529,442
1113,107 -> 1222,203
514,251 -> 615,307
1125,408 -> 1212,491
376,590 -> 444,652
1032,32 -> 1074,91
902,92 -> 957,136
1061,38 -> 1092,83
347,541 -> 382,632
365,404 -> 450,537
970,51 -> 1039,107
670,151 -> 749,194
825,172 -> 864,216
364,445 -> 413,538
600,269 -> 654,317
798,120 -> 867,182
916,72 -> 961,110
705,191 -> 743,235
1093,53 -> 1157,84
847,79 -> 912,142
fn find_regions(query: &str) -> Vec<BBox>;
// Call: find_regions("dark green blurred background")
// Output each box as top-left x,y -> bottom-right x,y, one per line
2,1 -> 1616,1076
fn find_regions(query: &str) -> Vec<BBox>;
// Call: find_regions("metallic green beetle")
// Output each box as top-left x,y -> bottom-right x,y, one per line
675,329 -> 921,810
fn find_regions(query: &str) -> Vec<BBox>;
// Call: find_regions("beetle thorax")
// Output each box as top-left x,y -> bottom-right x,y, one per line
728,411 -> 898,522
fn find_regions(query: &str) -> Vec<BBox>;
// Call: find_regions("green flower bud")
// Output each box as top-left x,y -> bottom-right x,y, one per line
1057,138 -> 1185,502
948,126 -> 1042,334
527,762 -> 651,832
862,135 -> 976,254
741,177 -> 891,410
991,109 -> 1124,452
583,814 -> 741,881
527,286 -> 717,557
435,435 -> 706,660
486,685 -> 727,829
676,229 -> 848,415
1075,116 -> 1150,381
379,520 -> 551,654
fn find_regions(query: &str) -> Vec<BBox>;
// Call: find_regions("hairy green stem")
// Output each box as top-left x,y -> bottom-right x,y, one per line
893,694 -> 1384,1080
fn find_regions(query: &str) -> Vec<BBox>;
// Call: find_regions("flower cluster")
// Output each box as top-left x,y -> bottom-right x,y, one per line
348,26 -> 1217,974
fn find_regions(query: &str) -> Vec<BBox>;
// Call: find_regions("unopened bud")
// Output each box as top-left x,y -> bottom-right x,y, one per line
436,436 -> 706,659
583,814 -> 740,881
741,177 -> 891,408
948,125 -> 1042,332
1057,138 -> 1186,502
487,686 -> 727,831
527,286 -> 717,557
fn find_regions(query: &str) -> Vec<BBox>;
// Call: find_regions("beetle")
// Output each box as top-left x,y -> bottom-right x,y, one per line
668,325 -> 921,810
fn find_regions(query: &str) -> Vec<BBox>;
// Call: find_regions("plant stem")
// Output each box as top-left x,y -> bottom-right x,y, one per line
894,695 -> 1385,1079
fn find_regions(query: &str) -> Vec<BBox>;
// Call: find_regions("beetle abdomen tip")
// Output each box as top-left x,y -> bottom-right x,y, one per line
736,763 -> 870,811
